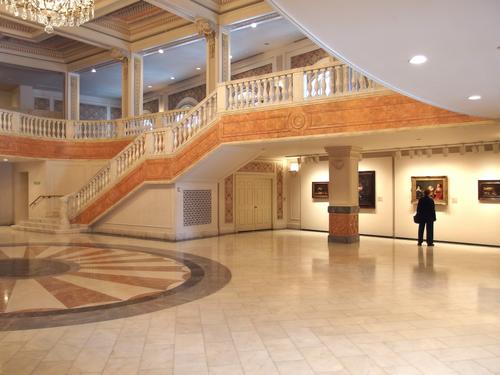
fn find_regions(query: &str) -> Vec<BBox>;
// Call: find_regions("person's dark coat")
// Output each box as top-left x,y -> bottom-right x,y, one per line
416,195 -> 436,223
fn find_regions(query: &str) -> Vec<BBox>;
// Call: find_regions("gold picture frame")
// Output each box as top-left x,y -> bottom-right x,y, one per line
312,182 -> 329,199
411,176 -> 448,205
478,180 -> 500,202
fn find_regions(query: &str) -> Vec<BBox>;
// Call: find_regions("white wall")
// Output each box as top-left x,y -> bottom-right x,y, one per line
94,184 -> 176,240
0,163 -> 14,225
395,152 -> 500,246
359,157 -> 393,237
297,157 -> 393,235
292,152 -> 500,246
299,161 -> 329,231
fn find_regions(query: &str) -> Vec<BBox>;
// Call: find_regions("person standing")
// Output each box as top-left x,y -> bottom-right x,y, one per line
415,188 -> 436,246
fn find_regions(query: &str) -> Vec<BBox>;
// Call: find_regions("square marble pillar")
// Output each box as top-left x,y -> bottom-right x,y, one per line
64,72 -> 79,120
122,53 -> 143,117
325,146 -> 362,243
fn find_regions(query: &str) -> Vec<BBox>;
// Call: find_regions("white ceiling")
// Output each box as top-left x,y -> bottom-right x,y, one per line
267,0 -> 500,119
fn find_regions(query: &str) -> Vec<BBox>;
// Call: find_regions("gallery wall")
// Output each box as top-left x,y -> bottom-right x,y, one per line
395,152 -> 500,246
296,157 -> 393,235
293,152 -> 500,246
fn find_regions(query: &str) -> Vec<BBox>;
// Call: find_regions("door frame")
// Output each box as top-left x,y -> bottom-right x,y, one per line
234,172 -> 275,232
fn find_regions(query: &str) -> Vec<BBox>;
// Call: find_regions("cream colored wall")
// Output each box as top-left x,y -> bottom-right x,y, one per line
0,163 -> 14,225
14,161 -> 44,222
395,152 -> 500,246
359,157 -> 394,237
93,184 -> 176,240
0,90 -> 13,109
44,160 -> 106,195
299,161 -> 330,231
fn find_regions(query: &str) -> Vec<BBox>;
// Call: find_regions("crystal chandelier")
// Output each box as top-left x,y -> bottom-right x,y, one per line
0,0 -> 95,33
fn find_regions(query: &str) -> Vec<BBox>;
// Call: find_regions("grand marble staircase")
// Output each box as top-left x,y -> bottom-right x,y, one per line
12,217 -> 89,234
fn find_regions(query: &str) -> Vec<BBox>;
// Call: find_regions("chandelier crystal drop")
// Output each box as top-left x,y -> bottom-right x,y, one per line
0,0 -> 95,34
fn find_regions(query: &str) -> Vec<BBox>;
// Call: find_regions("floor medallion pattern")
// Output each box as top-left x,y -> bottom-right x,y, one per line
0,243 -> 231,330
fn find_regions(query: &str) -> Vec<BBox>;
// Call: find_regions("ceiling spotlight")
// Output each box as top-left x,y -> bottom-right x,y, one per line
468,95 -> 481,101
91,68 -> 96,73
158,49 -> 164,54
409,55 -> 427,65
2,158 -> 8,162
196,67 -> 201,70
230,55 -> 233,59
148,85 -> 152,88
170,76 -> 175,80
250,22 -> 257,28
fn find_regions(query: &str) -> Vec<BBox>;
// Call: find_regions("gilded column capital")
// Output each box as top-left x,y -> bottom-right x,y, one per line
195,17 -> 216,58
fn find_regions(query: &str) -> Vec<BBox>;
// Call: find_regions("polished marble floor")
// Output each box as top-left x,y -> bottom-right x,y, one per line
0,227 -> 500,374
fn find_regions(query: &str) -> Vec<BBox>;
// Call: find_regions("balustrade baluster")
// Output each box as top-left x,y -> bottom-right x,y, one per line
320,69 -> 327,96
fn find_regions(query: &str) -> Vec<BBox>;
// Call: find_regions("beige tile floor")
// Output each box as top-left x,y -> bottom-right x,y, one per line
0,227 -> 500,375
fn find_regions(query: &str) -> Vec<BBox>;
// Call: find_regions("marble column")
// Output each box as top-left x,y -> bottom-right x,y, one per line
325,146 -> 362,243
196,18 -> 231,95
64,72 -> 80,120
122,53 -> 143,117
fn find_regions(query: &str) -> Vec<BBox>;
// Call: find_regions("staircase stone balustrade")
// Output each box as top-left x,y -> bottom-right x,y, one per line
0,61 -> 383,228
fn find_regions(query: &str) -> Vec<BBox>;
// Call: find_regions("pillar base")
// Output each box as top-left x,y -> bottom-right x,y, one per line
328,206 -> 360,243
328,234 -> 360,243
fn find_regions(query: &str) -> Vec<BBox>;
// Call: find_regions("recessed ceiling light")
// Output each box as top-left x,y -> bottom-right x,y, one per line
91,68 -> 96,73
158,49 -> 164,54
229,55 -> 233,59
170,76 -> 175,80
3,158 -> 8,162
250,22 -> 257,28
468,95 -> 481,100
196,67 -> 201,70
409,55 -> 427,65
148,85 -> 152,88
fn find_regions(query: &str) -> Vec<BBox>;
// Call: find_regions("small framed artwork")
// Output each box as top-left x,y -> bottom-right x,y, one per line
312,182 -> 329,199
411,176 -> 448,205
359,171 -> 376,208
478,180 -> 500,202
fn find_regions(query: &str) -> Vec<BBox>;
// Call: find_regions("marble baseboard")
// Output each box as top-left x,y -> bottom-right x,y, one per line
92,223 -> 176,241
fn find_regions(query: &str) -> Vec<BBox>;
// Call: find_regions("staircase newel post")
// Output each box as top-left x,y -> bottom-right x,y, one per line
165,128 -> 174,154
116,119 -> 125,138
144,131 -> 155,156
66,120 -> 75,139
11,112 -> 21,134
59,196 -> 70,229
216,83 -> 227,113
292,70 -> 304,102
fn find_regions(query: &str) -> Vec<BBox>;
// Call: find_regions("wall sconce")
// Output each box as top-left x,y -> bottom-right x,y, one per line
289,162 -> 300,173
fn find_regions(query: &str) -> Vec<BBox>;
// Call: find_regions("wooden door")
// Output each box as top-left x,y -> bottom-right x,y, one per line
235,175 -> 272,232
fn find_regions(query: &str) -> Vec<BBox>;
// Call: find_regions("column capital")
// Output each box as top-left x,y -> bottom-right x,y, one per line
324,145 -> 362,158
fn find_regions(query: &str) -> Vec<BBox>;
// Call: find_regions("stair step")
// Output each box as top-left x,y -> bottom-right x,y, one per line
11,221 -> 89,234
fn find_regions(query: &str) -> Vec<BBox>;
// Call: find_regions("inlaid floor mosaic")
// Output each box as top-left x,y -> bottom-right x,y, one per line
0,243 -> 231,330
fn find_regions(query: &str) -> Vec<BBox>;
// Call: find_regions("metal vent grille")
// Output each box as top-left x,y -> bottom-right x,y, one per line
183,190 -> 212,227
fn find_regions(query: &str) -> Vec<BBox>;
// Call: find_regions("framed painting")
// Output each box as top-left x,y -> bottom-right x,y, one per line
359,171 -> 376,208
312,182 -> 329,199
478,180 -> 500,202
411,176 -> 448,205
